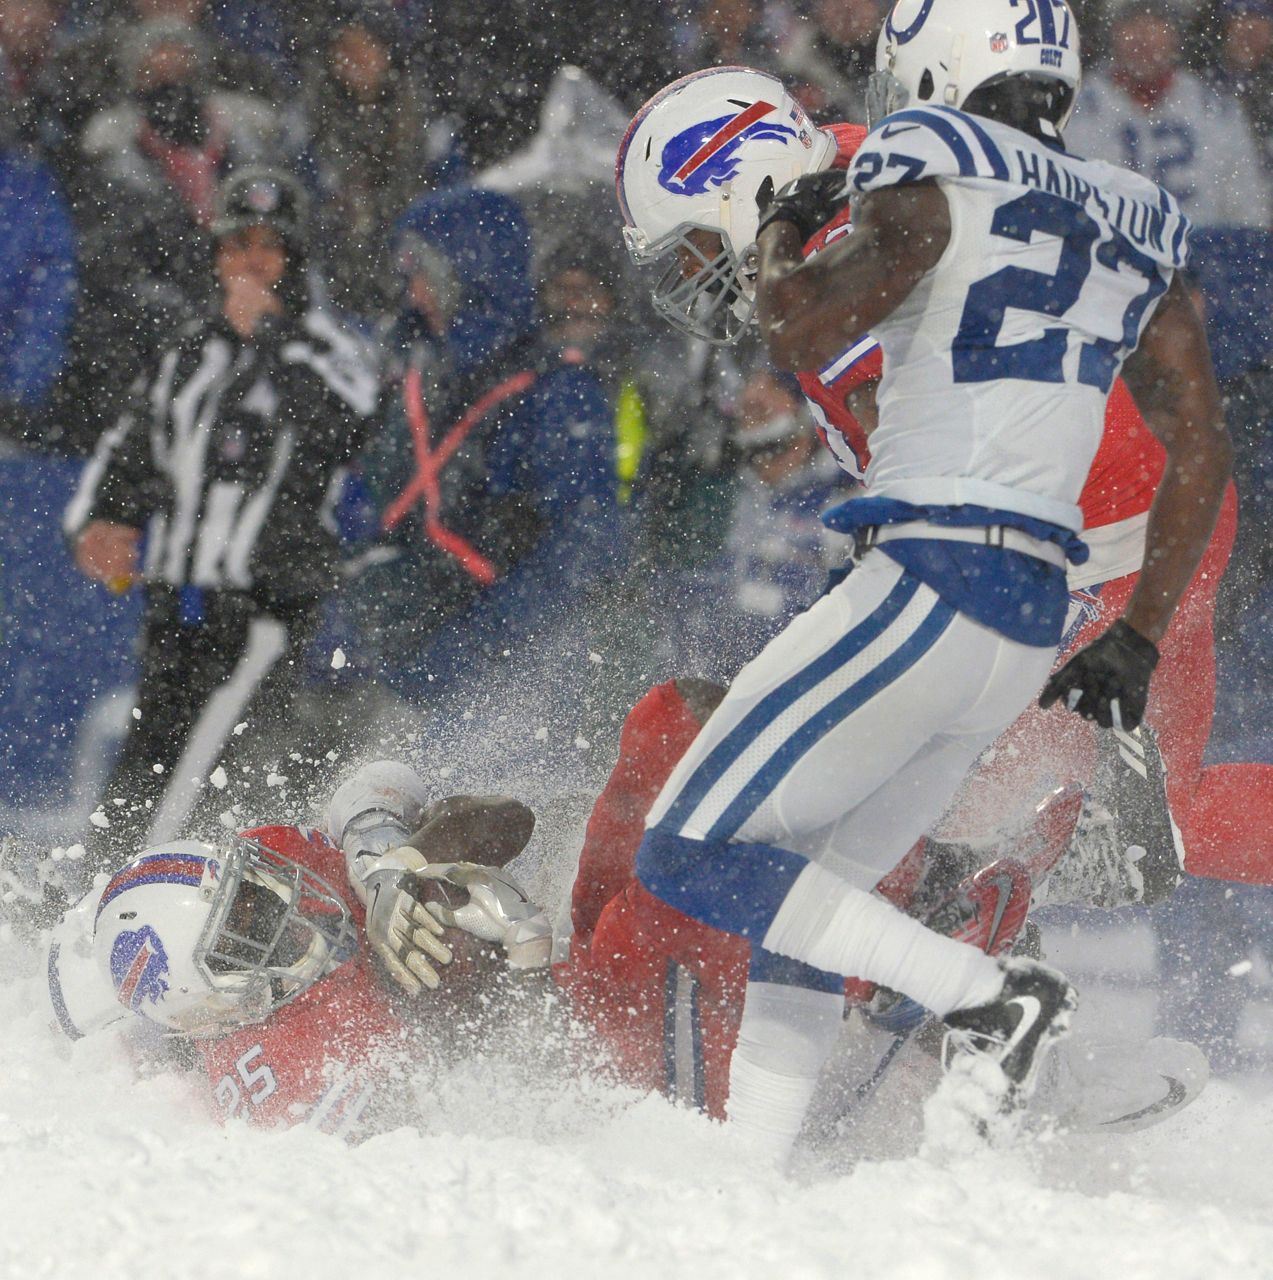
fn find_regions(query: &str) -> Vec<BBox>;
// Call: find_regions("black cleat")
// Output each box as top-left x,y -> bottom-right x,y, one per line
943,957 -> 1078,1108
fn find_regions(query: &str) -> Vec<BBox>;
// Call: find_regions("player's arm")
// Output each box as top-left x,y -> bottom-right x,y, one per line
755,182 -> 950,370
1113,275 -> 1232,644
1041,275 -> 1232,730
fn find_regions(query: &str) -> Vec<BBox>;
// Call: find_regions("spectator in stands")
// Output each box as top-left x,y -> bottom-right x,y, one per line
1207,0 -> 1273,172
711,370 -> 847,666
0,0 -> 67,152
416,3 -> 676,170
0,75 -> 76,448
46,17 -> 285,455
35,0 -> 281,179
778,0 -> 885,124
1066,1 -> 1273,227
349,190 -> 619,710
675,0 -> 780,76
300,1 -> 458,323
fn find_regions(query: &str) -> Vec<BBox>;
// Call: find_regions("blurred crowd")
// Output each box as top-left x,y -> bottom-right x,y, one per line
3,0 -> 1273,1048
0,0 -> 1271,745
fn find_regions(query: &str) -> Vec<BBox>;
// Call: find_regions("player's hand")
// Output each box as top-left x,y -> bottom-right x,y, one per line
363,848 -> 453,995
756,168 -> 851,246
1038,620 -> 1160,731
418,862 -> 552,970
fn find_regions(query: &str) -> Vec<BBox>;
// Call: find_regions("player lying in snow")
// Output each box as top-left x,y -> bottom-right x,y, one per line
40,688 -> 1204,1143
45,767 -> 552,1138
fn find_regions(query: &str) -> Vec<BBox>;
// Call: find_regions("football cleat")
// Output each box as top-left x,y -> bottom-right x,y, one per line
1033,798 -> 1147,909
942,957 -> 1078,1109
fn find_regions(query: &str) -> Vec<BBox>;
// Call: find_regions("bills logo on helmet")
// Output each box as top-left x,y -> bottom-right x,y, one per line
110,926 -> 171,1011
659,102 -> 797,197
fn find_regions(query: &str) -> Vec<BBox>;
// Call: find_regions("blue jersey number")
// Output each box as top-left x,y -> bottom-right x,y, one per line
953,189 -> 1165,392
1012,0 -> 1073,48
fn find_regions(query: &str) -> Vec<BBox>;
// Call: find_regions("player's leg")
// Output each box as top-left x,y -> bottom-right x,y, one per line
570,678 -> 725,947
1184,763 -> 1273,883
636,557 -> 1063,1154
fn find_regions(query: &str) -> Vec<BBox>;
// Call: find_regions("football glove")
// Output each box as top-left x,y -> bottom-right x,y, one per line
1039,620 -> 1160,731
755,168 -> 851,246
417,862 -> 553,970
362,847 -> 453,995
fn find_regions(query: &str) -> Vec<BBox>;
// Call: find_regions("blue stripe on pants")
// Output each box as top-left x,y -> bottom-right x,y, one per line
661,573 -> 921,834
707,594 -> 958,839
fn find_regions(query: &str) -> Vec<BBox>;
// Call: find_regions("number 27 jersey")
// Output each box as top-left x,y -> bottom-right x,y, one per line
846,104 -> 1190,533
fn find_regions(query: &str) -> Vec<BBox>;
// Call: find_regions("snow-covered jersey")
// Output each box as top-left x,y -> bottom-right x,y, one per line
195,825 -> 402,1139
44,824 -> 403,1140
844,103 -> 1189,533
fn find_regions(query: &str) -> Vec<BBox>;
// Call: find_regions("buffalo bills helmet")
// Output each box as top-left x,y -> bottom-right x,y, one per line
93,836 -> 355,1038
869,0 -> 1082,130
616,66 -> 835,344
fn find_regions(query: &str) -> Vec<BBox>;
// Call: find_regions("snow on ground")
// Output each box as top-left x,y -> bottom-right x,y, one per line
3,910 -> 1273,1280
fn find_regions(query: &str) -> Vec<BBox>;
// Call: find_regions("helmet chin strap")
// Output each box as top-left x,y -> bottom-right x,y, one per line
720,158 -> 806,258
944,34 -> 966,106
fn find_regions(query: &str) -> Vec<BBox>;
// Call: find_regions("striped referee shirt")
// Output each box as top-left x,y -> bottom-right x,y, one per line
66,305 -> 379,608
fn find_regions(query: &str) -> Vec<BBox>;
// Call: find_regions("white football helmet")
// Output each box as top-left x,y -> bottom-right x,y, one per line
869,0 -> 1082,129
93,836 -> 355,1038
616,66 -> 835,344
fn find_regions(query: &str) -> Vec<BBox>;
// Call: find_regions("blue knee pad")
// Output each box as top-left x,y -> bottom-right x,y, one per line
635,827 -> 810,940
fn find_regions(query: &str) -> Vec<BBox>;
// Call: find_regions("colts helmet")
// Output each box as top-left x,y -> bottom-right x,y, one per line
93,835 -> 355,1038
616,66 -> 835,345
869,0 -> 1082,129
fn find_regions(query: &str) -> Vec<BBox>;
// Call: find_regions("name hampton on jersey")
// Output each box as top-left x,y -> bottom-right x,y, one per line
850,104 -> 1189,269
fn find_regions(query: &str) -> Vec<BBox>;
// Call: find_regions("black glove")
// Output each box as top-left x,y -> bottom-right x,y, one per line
755,168 -> 851,245
1038,620 -> 1160,731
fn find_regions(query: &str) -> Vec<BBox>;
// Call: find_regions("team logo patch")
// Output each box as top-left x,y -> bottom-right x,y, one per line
659,103 -> 796,196
110,926 -> 171,1011
990,31 -> 1010,52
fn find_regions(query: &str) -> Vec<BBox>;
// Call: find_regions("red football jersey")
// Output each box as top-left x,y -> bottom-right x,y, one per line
196,825 -> 404,1139
795,123 -> 1166,531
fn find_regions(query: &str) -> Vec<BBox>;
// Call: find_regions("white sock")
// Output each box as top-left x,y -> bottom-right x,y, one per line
763,863 -> 1005,1018
726,980 -> 845,1163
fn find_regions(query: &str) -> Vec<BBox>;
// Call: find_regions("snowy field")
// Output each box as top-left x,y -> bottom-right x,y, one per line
3,901 -> 1273,1280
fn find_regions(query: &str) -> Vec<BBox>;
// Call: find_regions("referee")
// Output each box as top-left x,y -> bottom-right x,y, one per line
65,166 -> 379,880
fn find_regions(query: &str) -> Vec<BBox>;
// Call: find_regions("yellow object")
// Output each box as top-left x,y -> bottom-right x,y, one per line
107,575 -> 135,595
614,378 -> 647,506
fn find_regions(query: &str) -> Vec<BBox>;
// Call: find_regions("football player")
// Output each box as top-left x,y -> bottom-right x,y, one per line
619,0 -> 1230,1162
619,62 -> 1243,908
44,763 -> 551,1139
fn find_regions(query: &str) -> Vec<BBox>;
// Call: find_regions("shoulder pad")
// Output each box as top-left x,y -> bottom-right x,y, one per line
847,105 -> 1016,196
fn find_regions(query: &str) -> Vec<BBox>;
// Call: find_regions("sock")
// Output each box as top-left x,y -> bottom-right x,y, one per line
725,980 -> 845,1163
764,863 -> 1005,1018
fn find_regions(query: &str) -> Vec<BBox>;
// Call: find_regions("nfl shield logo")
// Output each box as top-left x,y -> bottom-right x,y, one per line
990,31 -> 1010,52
